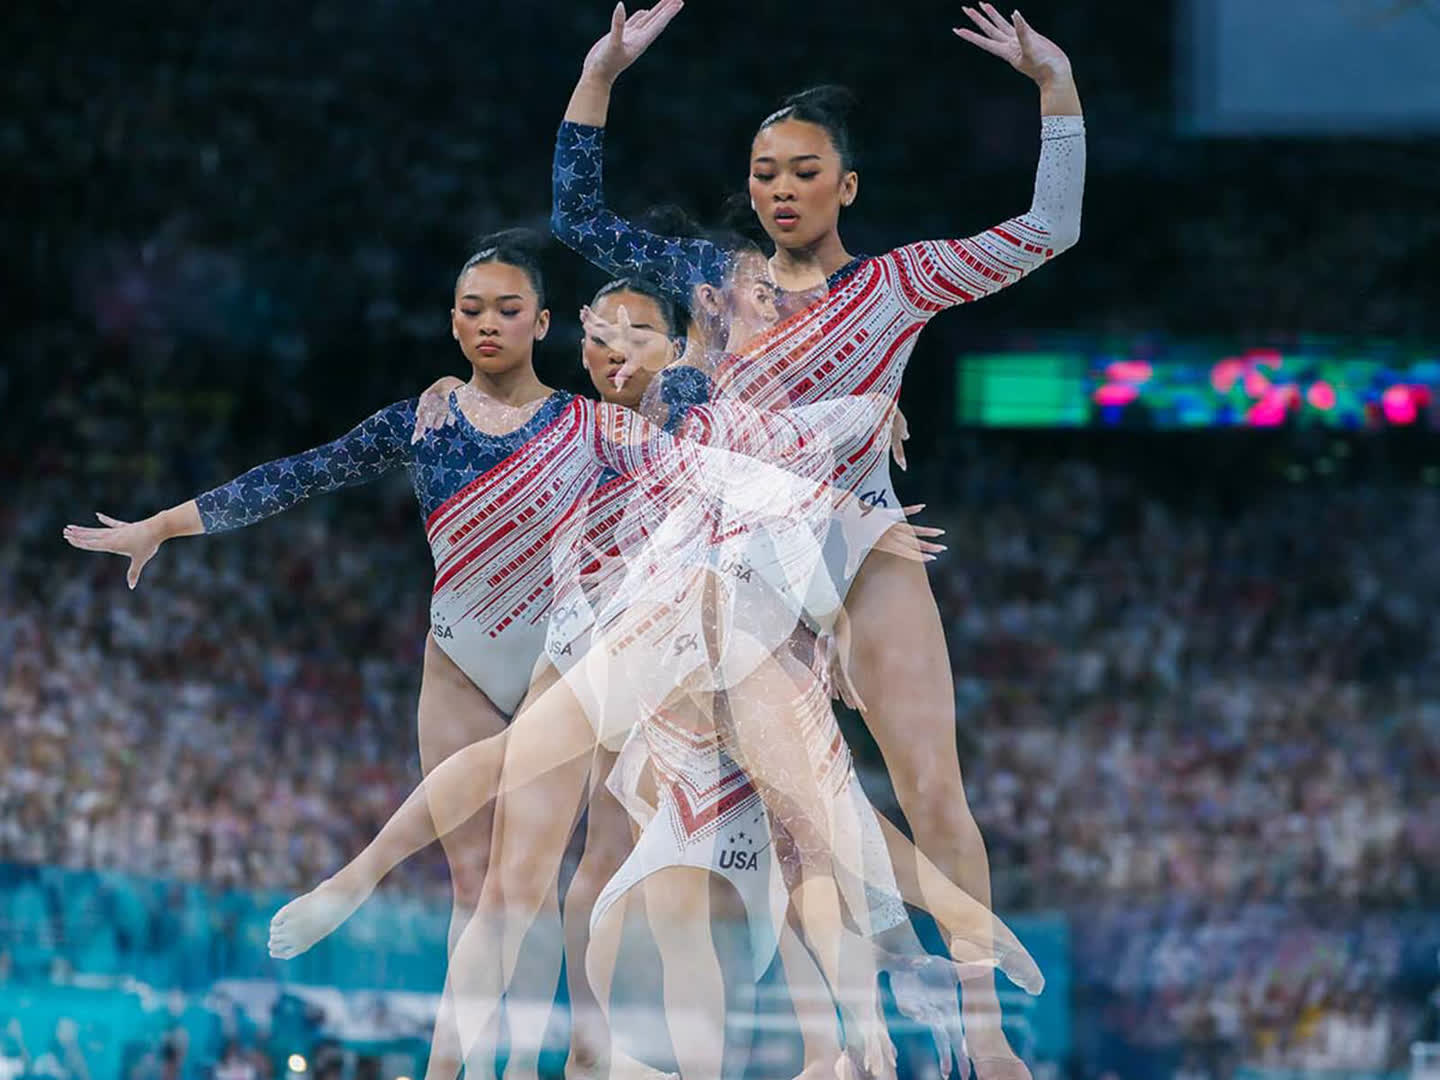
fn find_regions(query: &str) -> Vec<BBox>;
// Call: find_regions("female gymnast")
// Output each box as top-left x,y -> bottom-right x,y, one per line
272,274 -> 1043,1077
550,4 -> 1084,1074
62,233 -> 621,1080
412,250 -> 969,1078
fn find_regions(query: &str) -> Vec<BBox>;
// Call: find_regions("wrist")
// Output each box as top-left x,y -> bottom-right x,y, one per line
1034,62 -> 1075,92
152,509 -> 180,542
577,69 -> 617,95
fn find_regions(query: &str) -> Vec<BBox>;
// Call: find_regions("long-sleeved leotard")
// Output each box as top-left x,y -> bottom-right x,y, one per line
552,114 -> 1085,526
195,391 -> 586,714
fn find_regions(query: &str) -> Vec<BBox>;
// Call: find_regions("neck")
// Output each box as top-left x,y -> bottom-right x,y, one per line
771,228 -> 853,287
724,317 -> 764,354
679,318 -> 714,366
467,362 -> 548,405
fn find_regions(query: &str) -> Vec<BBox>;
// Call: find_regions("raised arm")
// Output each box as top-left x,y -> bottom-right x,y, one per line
892,7 -> 1085,314
63,401 -> 417,588
551,2 -> 730,303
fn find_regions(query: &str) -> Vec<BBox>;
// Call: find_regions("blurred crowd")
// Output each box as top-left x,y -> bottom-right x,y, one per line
8,424 -> 1440,1074
6,0 -> 1440,1076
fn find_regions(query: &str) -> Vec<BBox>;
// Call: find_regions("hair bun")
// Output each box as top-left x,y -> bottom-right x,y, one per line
780,85 -> 858,119
471,226 -> 546,259
637,204 -> 706,241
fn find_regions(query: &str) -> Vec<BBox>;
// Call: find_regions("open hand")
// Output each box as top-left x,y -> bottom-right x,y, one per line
954,5 -> 1071,85
413,376 -> 464,443
581,0 -> 684,85
62,513 -> 163,589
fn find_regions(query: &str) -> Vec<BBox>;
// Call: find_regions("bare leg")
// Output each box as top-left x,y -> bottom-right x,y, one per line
777,921 -> 844,1080
447,653 -> 643,1062
721,654 -> 893,1079
845,545 -> 1025,1074
416,635 -> 509,1080
643,869 -> 726,1080
563,748 -> 633,1079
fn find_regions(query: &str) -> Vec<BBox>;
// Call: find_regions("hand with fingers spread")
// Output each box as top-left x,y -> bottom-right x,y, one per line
581,0 -> 685,86
954,4 -> 1072,87
412,376 -> 465,444
580,302 -> 676,393
63,511 -> 178,589
870,503 -> 946,565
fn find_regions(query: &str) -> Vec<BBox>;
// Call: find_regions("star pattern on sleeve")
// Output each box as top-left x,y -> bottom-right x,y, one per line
195,402 -> 417,533
551,121 -> 731,308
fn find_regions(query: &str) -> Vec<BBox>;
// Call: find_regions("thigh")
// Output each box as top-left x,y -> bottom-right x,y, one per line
418,631 -> 509,768
417,632 -> 510,889
844,551 -> 965,792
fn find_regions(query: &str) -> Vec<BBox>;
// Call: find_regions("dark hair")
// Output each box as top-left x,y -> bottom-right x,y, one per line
640,204 -> 765,292
637,203 -> 706,240
456,227 -> 547,308
590,277 -> 683,341
756,85 -> 859,171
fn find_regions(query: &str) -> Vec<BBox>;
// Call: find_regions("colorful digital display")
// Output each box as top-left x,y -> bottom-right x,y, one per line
955,344 -> 1440,429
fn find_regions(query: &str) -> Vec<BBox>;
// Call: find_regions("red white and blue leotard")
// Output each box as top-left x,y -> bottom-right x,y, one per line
553,114 -> 1086,581
196,391 -> 590,715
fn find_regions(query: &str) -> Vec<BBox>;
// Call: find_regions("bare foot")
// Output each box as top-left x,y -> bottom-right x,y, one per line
948,934 -> 1043,996
836,1002 -> 894,1080
267,877 -> 371,959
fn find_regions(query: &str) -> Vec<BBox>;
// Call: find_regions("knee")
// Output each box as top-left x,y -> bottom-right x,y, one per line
449,851 -> 491,911
494,838 -> 559,908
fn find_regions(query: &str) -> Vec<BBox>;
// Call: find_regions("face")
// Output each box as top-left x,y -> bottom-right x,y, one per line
725,251 -> 779,346
450,262 -> 550,375
581,290 -> 679,408
748,119 -> 858,251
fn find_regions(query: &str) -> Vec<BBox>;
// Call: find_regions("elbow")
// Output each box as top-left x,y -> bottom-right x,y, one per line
1051,218 -> 1081,257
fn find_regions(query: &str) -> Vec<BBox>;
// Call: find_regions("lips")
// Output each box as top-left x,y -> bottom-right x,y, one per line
774,208 -> 799,228
477,342 -> 502,355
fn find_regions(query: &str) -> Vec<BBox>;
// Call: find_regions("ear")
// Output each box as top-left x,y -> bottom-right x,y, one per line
534,308 -> 551,341
450,309 -> 459,341
694,284 -> 723,318
840,170 -> 859,208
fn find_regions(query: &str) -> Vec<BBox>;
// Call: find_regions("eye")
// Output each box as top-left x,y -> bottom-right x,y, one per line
460,309 -> 480,317
501,308 -> 522,317
752,173 -> 775,183
796,171 -> 819,180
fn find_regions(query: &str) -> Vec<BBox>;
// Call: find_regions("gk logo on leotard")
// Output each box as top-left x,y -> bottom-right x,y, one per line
860,490 -> 889,509
673,633 -> 699,656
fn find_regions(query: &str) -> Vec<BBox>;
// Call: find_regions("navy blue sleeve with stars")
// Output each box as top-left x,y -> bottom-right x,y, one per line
551,121 -> 730,307
658,365 -> 713,431
195,401 -> 416,533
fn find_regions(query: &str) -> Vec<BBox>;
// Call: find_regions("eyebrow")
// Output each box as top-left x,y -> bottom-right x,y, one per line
460,293 -> 525,302
752,154 -> 822,165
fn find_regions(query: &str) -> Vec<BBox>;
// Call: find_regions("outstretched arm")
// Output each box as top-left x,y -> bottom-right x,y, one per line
892,7 -> 1085,315
552,2 -> 730,302
63,401 -> 417,587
